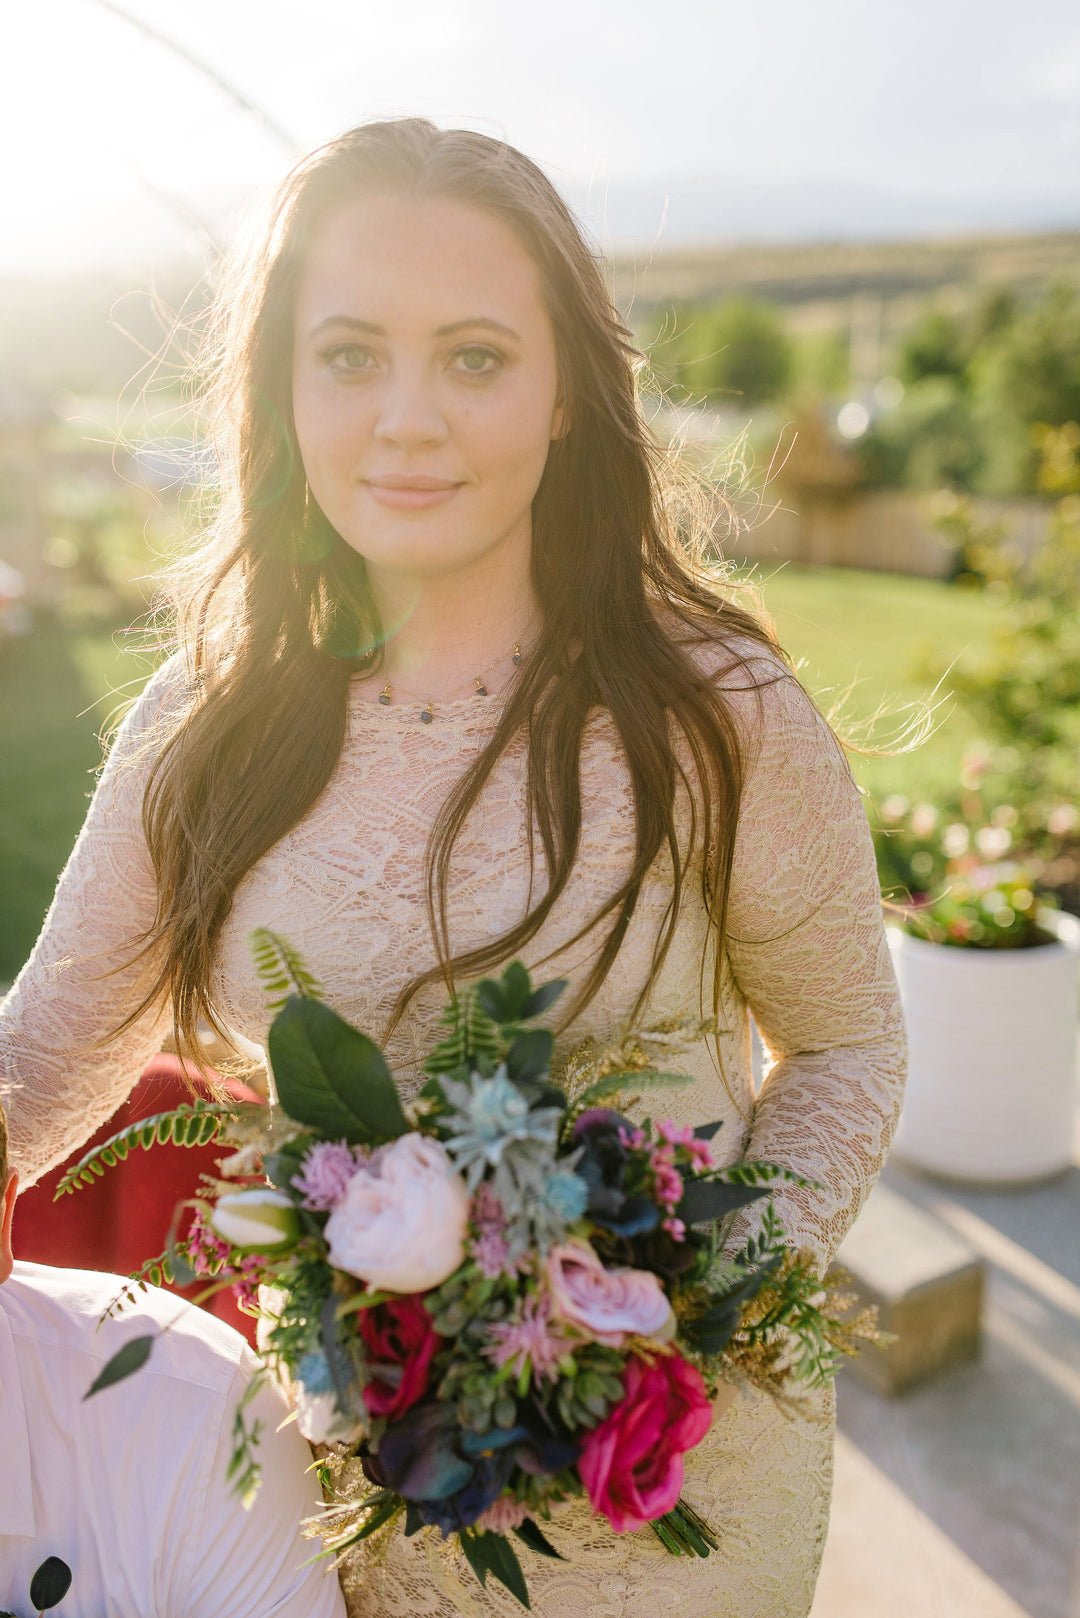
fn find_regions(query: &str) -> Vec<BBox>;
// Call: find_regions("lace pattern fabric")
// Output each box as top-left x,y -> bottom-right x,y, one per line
0,635 -> 906,1618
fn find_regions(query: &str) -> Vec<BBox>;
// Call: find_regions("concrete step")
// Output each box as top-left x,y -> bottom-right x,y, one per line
832,1182 -> 986,1396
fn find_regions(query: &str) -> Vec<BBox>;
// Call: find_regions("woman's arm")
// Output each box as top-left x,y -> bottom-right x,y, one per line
0,656 -> 190,1188
721,660 -> 907,1272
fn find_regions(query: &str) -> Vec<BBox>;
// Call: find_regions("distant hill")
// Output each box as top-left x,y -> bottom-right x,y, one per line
609,230 -> 1080,333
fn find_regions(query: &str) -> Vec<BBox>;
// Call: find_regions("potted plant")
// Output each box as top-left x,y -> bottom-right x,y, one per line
877,795 -> 1080,1184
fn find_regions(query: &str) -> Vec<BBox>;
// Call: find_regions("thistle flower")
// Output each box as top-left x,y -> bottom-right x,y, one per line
291,1140 -> 363,1211
475,1494 -> 532,1534
486,1292 -> 569,1384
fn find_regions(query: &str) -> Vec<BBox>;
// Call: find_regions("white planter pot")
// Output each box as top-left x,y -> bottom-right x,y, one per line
889,913 -> 1080,1184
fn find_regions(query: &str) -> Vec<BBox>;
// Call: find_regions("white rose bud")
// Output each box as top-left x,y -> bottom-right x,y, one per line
295,1386 -> 363,1446
209,1187 -> 300,1252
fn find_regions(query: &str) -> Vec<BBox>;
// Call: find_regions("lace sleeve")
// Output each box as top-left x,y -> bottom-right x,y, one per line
720,658 -> 907,1271
0,656 -> 189,1189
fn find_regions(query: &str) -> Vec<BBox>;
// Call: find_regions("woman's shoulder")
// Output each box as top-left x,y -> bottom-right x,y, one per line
664,612 -> 821,750
103,648 -> 198,773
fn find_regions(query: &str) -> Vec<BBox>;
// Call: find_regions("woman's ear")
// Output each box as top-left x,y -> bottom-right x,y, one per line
0,1168 -> 18,1285
550,389 -> 570,442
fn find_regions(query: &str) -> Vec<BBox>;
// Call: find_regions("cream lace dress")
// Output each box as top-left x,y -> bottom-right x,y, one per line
0,634 -> 906,1618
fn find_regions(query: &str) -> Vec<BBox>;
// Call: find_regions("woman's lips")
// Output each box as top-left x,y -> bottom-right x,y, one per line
363,477 -> 463,511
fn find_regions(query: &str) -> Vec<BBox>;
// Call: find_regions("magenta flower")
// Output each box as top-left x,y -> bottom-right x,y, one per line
648,1145 -> 684,1214
579,1352 -> 712,1532
656,1119 -> 714,1171
185,1207 -> 261,1309
486,1293 -> 569,1384
291,1140 -> 362,1211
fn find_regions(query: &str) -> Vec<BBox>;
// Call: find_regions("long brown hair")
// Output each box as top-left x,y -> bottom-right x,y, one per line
127,118 -> 783,1058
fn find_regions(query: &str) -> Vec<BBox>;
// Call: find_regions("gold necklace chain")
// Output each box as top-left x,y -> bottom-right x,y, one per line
376,641 -> 522,724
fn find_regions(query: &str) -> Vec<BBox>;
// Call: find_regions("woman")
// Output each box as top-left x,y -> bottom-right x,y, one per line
0,120 -> 905,1616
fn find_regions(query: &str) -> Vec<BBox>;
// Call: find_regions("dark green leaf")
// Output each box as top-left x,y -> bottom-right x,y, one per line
520,978 -> 567,1019
474,980 -> 508,1022
459,1529 -> 490,1589
473,1532 -> 531,1609
513,1518 -> 566,1560
693,1120 -> 723,1141
676,1177 -> 771,1226
83,1334 -> 154,1399
30,1558 -> 72,1611
500,961 -> 532,1019
505,1029 -> 554,1085
404,1500 -> 424,1537
268,995 -> 409,1143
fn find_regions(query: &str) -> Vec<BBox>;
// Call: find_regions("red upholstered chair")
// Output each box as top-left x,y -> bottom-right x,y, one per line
13,1054 -> 266,1345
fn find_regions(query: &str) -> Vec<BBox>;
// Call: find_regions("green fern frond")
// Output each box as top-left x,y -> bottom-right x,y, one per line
247,927 -> 323,1009
53,1102 -> 238,1199
100,1248 -> 179,1319
424,987 -> 501,1075
715,1160 -> 821,1191
571,1067 -> 692,1112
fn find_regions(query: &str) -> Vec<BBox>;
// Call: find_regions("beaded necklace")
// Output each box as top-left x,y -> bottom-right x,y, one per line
375,641 -> 522,724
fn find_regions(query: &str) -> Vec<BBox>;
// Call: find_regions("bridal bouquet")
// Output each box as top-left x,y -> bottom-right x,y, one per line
61,932 -> 881,1608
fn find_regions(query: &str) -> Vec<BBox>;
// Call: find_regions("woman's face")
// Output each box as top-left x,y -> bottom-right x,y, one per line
291,191 -> 564,585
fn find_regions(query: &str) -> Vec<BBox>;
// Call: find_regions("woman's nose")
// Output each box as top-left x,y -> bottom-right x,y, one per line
372,363 -> 449,450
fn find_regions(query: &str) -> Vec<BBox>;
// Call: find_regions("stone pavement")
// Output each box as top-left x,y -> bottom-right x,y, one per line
809,1147 -> 1080,1618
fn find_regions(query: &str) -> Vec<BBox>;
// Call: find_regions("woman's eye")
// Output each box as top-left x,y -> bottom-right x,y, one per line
323,344 -> 376,374
451,346 -> 502,376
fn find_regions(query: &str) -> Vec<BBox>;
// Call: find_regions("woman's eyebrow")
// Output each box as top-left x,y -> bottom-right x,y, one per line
306,315 -> 522,341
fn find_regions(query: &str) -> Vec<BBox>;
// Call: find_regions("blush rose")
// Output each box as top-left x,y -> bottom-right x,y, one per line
579,1352 -> 712,1532
324,1133 -> 469,1293
546,1241 -> 674,1346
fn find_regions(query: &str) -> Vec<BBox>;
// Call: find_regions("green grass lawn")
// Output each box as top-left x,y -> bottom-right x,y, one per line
0,568 -> 1002,982
0,625 -> 158,981
754,564 -> 1001,804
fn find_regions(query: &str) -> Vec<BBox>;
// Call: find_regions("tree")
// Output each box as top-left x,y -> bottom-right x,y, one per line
670,297 -> 793,408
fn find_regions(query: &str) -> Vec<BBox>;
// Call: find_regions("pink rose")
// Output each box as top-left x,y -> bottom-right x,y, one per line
546,1241 -> 674,1347
579,1352 -> 712,1532
324,1133 -> 469,1292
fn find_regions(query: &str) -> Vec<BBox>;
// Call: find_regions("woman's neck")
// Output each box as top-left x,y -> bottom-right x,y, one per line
364,544 -> 540,701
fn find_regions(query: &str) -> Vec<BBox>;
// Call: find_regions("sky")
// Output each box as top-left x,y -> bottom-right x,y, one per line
4,0 -> 1080,275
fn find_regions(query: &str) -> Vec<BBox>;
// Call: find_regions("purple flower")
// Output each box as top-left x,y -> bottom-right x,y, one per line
291,1141 -> 362,1211
469,1182 -> 520,1278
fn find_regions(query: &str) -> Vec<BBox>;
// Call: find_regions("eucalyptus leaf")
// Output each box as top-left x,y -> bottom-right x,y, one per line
505,1029 -> 555,1086
83,1334 -> 154,1399
513,1518 -> 566,1560
459,1530 -> 491,1589
520,978 -> 567,1019
676,1177 -> 771,1226
474,980 -> 508,1023
268,995 -> 409,1143
482,1531 -> 531,1608
29,1558 -> 72,1612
